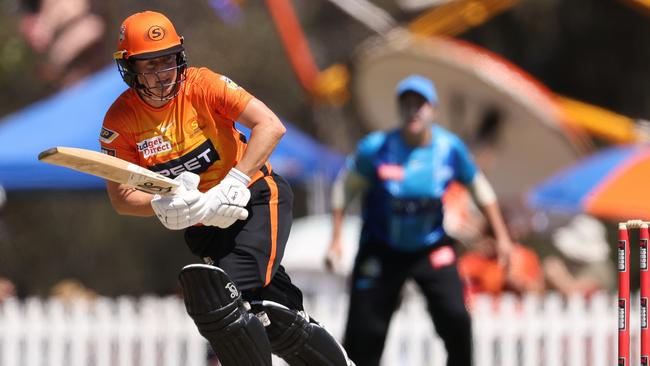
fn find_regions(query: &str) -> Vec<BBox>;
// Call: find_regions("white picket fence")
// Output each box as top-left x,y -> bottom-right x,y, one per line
0,291 -> 624,366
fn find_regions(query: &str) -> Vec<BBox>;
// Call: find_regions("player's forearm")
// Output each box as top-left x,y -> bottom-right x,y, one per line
106,182 -> 155,217
235,99 -> 286,178
237,120 -> 285,177
480,202 -> 510,241
466,172 -> 509,240
331,167 -> 368,211
331,208 -> 345,244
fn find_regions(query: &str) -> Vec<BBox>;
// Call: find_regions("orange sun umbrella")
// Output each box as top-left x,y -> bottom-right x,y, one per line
528,144 -> 650,220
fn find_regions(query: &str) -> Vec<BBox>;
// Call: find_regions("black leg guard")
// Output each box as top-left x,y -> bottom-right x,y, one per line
251,300 -> 355,366
178,264 -> 272,366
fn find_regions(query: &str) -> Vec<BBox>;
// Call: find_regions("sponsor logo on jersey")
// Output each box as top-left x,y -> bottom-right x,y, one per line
137,136 -> 172,158
377,164 -> 405,181
188,119 -> 205,138
148,139 -> 219,178
101,147 -> 116,156
100,127 -> 119,144
619,240 -> 627,272
220,75 -> 240,90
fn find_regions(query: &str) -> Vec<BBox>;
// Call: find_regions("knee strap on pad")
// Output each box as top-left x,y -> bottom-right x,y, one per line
178,264 -> 272,366
250,300 -> 354,366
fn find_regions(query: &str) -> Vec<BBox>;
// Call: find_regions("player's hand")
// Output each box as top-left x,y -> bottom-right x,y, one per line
151,172 -> 210,230
324,239 -> 344,273
201,168 -> 251,229
495,236 -> 514,267
213,167 -> 252,207
201,187 -> 249,229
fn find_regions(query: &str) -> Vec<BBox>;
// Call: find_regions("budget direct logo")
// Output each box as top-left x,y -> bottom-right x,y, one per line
137,136 -> 172,158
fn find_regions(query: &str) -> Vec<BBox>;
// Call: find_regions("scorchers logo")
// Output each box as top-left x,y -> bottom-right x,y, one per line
148,139 -> 220,178
137,136 -> 172,158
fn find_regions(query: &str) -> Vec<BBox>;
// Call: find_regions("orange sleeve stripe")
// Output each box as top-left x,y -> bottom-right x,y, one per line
263,175 -> 279,286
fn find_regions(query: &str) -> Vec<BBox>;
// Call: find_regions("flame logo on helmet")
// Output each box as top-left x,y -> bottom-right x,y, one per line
147,26 -> 166,41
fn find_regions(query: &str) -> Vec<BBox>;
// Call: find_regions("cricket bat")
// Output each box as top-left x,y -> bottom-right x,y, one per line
38,146 -> 179,194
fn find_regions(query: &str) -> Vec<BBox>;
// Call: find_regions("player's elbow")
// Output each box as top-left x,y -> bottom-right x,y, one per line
112,202 -> 132,216
108,195 -> 132,216
109,197 -> 153,217
271,116 -> 286,139
105,182 -> 153,217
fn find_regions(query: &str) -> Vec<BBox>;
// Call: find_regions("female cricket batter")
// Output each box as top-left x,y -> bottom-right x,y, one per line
100,10 -> 353,366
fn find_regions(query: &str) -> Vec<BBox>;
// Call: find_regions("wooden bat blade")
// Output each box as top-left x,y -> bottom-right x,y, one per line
38,146 -> 179,194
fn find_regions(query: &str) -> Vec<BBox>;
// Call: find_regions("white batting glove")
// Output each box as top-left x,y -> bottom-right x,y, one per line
202,168 -> 251,229
151,172 -> 211,230
201,185 -> 249,228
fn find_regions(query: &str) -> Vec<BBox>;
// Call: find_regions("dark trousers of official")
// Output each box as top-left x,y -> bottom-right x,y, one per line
343,239 -> 472,366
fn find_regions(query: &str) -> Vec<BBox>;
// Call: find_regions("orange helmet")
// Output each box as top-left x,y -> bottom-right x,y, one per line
114,11 -> 184,60
113,11 -> 187,100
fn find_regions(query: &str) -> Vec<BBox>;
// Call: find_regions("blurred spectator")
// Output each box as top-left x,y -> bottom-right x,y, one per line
543,214 -> 615,297
50,278 -> 97,304
459,239 -> 544,297
0,277 -> 16,302
19,0 -> 106,87
457,199 -> 544,299
432,162 -> 549,299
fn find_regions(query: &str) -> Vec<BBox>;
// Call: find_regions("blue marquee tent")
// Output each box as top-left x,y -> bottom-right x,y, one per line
0,67 -> 343,190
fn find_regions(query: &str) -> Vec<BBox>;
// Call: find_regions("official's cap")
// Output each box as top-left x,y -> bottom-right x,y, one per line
396,75 -> 438,106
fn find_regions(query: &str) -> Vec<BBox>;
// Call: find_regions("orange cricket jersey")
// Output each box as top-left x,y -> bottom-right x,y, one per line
99,67 -> 271,191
